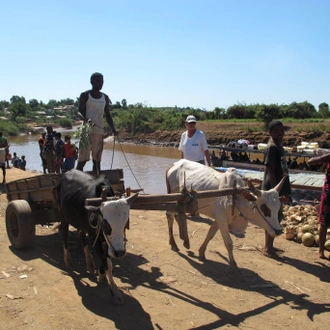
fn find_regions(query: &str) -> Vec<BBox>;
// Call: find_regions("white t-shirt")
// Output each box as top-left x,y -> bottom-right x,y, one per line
178,129 -> 208,162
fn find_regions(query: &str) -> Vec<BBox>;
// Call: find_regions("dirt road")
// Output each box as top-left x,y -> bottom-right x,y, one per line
0,168 -> 329,329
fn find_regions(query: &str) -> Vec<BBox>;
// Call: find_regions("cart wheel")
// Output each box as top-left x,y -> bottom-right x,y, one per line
6,200 -> 35,249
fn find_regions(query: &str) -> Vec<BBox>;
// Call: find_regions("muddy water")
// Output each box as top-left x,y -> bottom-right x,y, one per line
7,132 -> 181,194
7,131 -> 322,196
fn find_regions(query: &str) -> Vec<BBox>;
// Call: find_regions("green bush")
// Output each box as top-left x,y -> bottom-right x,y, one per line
0,120 -> 20,136
59,118 -> 73,128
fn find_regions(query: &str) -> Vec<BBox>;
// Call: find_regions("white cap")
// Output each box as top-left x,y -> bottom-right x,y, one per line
186,115 -> 197,123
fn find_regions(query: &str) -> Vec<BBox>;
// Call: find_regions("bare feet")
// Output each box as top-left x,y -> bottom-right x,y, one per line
273,247 -> 285,254
318,251 -> 329,260
263,248 -> 285,260
187,212 -> 201,217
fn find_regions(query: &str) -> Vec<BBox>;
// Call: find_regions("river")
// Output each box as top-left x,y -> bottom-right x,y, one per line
7,129 -> 181,194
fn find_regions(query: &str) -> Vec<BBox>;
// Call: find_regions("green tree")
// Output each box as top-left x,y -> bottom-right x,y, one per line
226,104 -> 246,119
60,98 -> 75,105
0,100 -> 10,110
121,99 -> 127,109
29,98 -> 39,109
9,102 -> 28,120
285,101 -> 316,119
318,102 -> 329,118
47,99 -> 58,108
10,95 -> 26,104
213,107 -> 226,119
255,104 -> 281,130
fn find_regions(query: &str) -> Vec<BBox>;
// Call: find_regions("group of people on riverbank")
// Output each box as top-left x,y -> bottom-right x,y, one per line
11,152 -> 26,170
38,127 -> 78,174
0,132 -> 26,185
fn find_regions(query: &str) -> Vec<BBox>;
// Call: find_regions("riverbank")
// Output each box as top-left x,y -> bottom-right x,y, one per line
27,120 -> 330,148
115,121 -> 330,148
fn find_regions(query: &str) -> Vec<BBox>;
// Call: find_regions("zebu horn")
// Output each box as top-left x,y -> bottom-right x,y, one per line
248,179 -> 262,198
274,175 -> 287,194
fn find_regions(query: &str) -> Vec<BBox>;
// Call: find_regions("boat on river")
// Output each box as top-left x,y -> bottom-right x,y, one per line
209,144 -> 326,170
209,145 -> 325,192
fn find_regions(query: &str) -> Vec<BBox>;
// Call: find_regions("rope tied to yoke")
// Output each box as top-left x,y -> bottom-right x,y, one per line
108,134 -> 144,194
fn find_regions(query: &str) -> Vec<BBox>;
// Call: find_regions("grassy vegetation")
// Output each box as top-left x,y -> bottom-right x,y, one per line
0,120 -> 22,136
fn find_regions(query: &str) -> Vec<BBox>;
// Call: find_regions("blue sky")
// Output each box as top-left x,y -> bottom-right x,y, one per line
1,0 -> 329,111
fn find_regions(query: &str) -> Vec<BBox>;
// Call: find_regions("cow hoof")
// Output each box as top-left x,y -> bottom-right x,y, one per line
198,255 -> 206,262
183,241 -> 190,249
171,245 -> 180,252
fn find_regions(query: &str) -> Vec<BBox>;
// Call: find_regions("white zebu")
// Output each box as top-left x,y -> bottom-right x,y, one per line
166,159 -> 285,270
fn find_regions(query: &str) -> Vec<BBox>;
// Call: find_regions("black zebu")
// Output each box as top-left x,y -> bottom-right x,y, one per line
54,169 -> 138,304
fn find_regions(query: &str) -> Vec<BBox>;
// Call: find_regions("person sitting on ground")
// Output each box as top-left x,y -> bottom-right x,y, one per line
220,149 -> 227,160
231,151 -> 239,161
302,161 -> 310,171
11,152 -> 20,168
287,157 -> 292,167
289,157 -> 298,169
18,155 -> 26,171
241,152 -> 250,162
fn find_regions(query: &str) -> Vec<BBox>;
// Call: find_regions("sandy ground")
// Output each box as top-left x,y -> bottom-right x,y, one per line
0,168 -> 329,330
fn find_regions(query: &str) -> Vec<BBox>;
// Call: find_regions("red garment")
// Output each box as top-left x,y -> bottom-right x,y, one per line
319,163 -> 330,226
38,136 -> 46,148
64,143 -> 75,158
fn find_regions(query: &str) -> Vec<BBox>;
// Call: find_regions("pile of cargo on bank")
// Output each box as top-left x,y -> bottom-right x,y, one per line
282,203 -> 330,251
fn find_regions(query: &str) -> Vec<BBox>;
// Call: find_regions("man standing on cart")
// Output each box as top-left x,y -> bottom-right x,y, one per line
76,72 -> 118,175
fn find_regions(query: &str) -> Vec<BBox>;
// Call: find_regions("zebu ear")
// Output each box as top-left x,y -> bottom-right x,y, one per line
274,175 -> 287,194
240,189 -> 257,202
126,193 -> 139,206
85,205 -> 102,214
248,180 -> 262,198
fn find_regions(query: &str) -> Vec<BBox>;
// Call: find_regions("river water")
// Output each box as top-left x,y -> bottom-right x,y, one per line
7,129 -> 181,194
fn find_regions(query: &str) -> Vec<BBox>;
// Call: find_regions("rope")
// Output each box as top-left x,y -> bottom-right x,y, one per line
109,135 -> 115,170
111,135 -> 145,193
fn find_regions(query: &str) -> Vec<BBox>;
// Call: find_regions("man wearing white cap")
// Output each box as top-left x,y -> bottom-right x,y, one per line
178,115 -> 212,167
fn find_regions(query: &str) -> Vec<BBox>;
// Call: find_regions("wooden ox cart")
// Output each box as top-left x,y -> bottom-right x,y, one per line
5,170 -> 125,249
5,169 -> 237,249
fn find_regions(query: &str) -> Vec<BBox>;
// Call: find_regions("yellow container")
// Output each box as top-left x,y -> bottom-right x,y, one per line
257,143 -> 267,150
310,142 -> 319,150
283,146 -> 293,153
